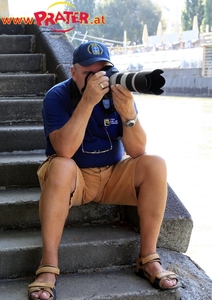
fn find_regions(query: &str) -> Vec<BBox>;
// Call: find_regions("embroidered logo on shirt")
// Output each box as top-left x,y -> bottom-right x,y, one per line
104,118 -> 118,126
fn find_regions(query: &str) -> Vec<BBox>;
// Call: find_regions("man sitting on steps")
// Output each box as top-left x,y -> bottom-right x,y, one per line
28,41 -> 179,300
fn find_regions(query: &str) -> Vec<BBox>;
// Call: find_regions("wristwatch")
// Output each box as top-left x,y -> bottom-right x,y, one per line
123,114 -> 138,127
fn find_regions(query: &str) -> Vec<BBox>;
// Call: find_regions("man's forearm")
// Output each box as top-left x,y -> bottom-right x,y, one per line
49,99 -> 94,158
122,120 -> 147,158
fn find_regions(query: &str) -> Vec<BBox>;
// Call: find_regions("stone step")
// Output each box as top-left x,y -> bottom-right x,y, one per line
0,183 -> 193,254
0,35 -> 35,54
0,124 -> 45,152
0,20 -> 25,35
0,97 -> 43,124
0,267 -> 180,300
123,185 -> 193,254
0,53 -> 46,73
1,248 -> 212,299
0,224 -> 140,279
0,151 -> 45,188
0,187 -> 40,229
0,73 -> 55,97
0,187 -> 120,230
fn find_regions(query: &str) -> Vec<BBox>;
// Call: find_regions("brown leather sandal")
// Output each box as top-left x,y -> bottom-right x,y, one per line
136,253 -> 179,290
28,265 -> 60,300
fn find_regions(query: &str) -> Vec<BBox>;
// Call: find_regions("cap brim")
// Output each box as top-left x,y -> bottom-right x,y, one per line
79,58 -> 114,67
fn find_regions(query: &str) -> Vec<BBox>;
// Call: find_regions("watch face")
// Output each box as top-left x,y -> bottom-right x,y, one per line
128,121 -> 135,127
126,120 -> 135,127
123,115 -> 137,127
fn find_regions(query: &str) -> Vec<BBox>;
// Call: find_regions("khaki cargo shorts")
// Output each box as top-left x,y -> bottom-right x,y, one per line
37,155 -> 139,208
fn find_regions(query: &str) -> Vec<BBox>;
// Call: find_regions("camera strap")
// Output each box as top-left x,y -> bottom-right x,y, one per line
69,72 -> 94,108
69,79 -> 82,108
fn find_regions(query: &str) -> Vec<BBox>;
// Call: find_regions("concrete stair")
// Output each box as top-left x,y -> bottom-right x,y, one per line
0,35 -> 35,54
0,74 -> 55,96
0,53 -> 46,73
1,266 -> 183,300
0,97 -> 43,124
0,125 -> 45,152
0,23 -> 212,299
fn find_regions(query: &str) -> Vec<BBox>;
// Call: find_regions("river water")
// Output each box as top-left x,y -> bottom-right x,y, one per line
134,94 -> 212,279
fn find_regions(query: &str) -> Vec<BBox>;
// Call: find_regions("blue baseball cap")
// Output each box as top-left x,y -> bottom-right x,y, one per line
73,41 -> 114,66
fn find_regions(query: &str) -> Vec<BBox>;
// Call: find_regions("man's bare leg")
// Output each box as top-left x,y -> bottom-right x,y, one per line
30,157 -> 77,300
135,154 -> 177,288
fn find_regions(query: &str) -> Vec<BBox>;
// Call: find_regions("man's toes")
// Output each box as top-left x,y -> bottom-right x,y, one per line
30,290 -> 51,299
39,291 -> 51,300
163,278 -> 177,288
30,291 -> 40,298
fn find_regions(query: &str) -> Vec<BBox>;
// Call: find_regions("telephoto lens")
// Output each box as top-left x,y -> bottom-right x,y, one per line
109,69 -> 165,95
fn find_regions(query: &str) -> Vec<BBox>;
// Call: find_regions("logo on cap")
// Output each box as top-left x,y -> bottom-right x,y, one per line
87,43 -> 104,56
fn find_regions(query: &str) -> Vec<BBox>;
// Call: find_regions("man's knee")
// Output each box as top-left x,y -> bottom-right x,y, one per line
50,156 -> 76,170
136,154 -> 167,178
47,157 -> 77,185
148,155 -> 166,170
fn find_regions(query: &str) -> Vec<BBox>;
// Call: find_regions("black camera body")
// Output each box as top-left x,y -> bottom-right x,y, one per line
102,66 -> 166,98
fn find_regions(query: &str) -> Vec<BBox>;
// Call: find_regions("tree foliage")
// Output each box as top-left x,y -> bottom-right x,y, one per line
203,0 -> 212,31
66,0 -> 162,45
65,0 -> 95,15
64,0 -> 96,33
95,0 -> 161,44
181,0 -> 204,31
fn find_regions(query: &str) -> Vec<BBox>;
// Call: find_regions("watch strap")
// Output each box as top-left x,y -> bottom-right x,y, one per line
123,114 -> 138,127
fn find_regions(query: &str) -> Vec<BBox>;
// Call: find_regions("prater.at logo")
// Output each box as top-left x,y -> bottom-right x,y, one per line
34,1 -> 106,32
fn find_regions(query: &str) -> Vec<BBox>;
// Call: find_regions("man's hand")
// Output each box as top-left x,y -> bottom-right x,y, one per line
111,84 -> 136,122
111,84 -> 146,157
82,71 -> 110,107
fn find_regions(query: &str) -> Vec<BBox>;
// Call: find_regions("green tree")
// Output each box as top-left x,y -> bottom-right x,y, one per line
203,0 -> 212,31
65,0 -> 96,15
93,0 -> 162,44
65,0 -> 162,45
181,0 -> 204,32
64,0 -> 96,35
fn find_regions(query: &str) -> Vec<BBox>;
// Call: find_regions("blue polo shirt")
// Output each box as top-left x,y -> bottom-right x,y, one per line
42,78 -> 134,168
